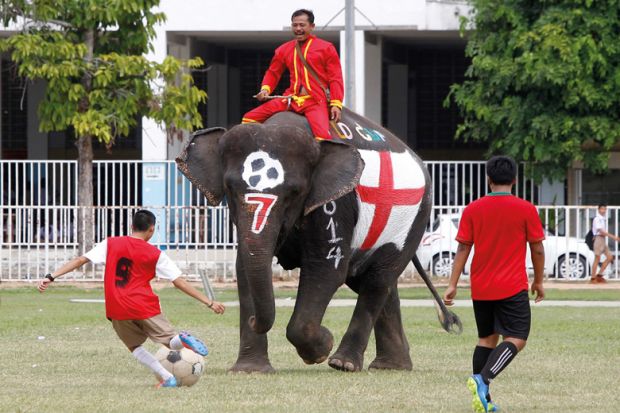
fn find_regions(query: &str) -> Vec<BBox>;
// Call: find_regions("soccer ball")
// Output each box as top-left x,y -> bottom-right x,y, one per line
155,347 -> 205,387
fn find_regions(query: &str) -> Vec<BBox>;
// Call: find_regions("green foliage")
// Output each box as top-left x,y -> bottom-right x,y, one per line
447,0 -> 620,181
0,0 -> 206,145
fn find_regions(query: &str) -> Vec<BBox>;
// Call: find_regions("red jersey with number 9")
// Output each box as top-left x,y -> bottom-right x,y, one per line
104,236 -> 162,320
456,194 -> 545,300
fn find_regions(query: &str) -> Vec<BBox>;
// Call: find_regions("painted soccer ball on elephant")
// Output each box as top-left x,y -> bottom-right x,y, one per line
155,347 -> 204,386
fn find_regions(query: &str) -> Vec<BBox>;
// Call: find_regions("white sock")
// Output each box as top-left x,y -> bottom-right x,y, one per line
132,346 -> 173,381
169,335 -> 183,350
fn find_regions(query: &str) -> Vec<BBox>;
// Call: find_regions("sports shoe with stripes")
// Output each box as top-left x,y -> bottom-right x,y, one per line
467,374 -> 489,412
156,376 -> 177,388
179,331 -> 209,356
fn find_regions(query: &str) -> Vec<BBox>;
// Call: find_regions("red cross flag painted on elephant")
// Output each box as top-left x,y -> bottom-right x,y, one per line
352,150 -> 425,251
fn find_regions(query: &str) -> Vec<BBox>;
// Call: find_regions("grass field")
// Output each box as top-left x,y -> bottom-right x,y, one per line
1,286 -> 619,413
294,284 -> 620,301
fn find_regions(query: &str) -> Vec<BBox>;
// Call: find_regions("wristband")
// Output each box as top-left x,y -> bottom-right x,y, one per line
45,274 -> 55,282
207,302 -> 213,308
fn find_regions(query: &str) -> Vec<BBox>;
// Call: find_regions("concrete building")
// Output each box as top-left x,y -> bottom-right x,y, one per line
1,0 -> 618,205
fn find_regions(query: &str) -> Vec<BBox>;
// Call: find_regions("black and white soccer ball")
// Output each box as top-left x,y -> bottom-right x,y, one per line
155,347 -> 204,387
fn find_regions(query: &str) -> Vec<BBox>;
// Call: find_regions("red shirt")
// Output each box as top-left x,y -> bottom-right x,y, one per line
261,34 -> 344,109
103,236 -> 163,320
456,193 -> 545,300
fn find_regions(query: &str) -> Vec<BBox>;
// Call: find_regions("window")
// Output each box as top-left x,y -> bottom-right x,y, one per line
1,60 -> 28,159
581,169 -> 620,205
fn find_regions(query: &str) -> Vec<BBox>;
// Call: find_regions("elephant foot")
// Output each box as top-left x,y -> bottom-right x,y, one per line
302,355 -> 328,365
289,325 -> 334,365
228,360 -> 275,374
328,351 -> 363,372
368,357 -> 413,371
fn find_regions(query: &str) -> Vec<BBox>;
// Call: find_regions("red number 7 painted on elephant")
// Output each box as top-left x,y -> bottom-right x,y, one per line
244,193 -> 278,234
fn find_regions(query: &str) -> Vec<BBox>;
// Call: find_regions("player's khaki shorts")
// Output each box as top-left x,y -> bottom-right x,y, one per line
593,236 -> 611,257
111,314 -> 177,349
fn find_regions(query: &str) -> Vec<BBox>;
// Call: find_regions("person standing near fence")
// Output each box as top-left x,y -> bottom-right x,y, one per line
443,155 -> 546,413
590,204 -> 619,283
37,209 -> 225,388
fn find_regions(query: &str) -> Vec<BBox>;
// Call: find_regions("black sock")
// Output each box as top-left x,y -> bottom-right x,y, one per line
481,341 -> 518,384
473,345 -> 494,374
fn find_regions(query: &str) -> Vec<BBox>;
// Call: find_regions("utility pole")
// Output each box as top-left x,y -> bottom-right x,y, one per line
345,0 -> 356,111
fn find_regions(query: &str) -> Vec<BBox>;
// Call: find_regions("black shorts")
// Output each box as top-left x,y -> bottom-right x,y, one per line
472,290 -> 531,340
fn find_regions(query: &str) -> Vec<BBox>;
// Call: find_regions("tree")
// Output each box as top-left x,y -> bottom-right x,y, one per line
0,0 -> 206,248
447,0 -> 620,181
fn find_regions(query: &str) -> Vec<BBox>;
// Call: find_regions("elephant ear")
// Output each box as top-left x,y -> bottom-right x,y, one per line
175,127 -> 227,206
304,141 -> 364,215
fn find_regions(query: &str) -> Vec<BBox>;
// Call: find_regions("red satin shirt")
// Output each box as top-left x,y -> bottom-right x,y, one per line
261,34 -> 344,109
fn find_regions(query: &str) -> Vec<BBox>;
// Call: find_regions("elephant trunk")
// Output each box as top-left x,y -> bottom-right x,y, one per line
237,234 -> 277,335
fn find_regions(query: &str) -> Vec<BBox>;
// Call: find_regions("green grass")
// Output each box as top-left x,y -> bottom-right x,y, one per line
330,285 -> 620,301
6,282 -> 617,302
152,284 -> 620,302
1,286 -> 619,412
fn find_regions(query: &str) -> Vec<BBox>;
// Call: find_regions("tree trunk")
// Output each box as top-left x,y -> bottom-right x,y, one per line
77,134 -> 94,252
77,29 -> 95,252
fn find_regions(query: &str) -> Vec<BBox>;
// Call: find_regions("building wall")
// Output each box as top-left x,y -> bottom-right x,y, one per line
3,2 -> 620,205
156,0 -> 467,32
363,33 -> 382,123
138,0 -> 470,159
0,1 -> 469,161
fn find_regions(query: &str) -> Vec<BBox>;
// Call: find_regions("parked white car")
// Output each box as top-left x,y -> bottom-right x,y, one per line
416,213 -> 602,279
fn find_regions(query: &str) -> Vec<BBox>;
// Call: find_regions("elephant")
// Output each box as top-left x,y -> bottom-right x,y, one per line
176,107 -> 432,373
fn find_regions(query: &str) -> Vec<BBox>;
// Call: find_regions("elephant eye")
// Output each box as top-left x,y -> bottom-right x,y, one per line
224,171 -> 242,189
284,179 -> 304,194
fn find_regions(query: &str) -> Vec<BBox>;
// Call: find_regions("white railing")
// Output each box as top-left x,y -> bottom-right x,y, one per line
0,160 -> 541,209
0,205 -> 239,281
0,160 -> 206,209
425,161 -> 540,206
2,205 -> 617,282
423,206 -> 619,280
0,158 -> 549,282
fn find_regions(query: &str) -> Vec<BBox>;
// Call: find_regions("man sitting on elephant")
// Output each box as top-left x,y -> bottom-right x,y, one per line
241,9 -> 344,141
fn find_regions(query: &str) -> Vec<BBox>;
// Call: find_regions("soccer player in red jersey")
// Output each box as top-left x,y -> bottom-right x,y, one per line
242,9 -> 344,141
443,156 -> 545,412
38,210 -> 225,388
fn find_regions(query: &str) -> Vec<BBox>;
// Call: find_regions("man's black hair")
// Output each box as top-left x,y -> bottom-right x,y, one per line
133,210 -> 156,232
486,155 -> 517,185
598,204 -> 607,209
292,9 -> 314,24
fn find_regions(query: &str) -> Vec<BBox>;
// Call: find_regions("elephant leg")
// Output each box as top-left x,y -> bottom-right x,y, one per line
368,285 -> 412,371
286,199 -> 352,365
229,268 -> 275,373
286,267 -> 345,365
328,271 -> 390,372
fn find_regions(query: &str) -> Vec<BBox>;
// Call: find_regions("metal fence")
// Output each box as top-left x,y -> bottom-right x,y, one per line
0,205 -> 239,281
2,204 -> 617,282
0,160 -> 206,208
424,205 -> 619,281
425,161 -> 540,206
0,159 -> 541,209
0,158 -> 560,282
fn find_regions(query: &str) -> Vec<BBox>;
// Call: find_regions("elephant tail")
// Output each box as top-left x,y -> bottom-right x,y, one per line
411,254 -> 463,335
